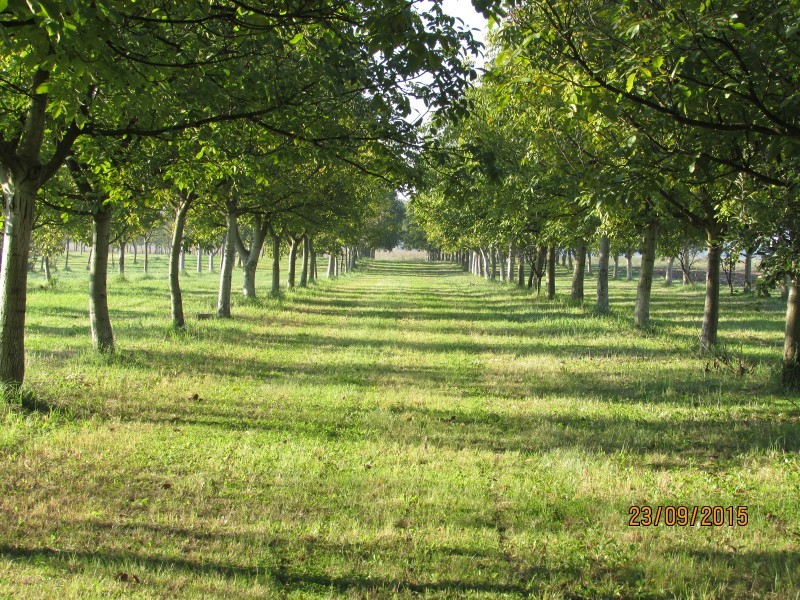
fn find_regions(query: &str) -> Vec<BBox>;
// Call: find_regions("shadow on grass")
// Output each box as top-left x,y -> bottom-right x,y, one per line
1,535 -> 797,597
0,543 -> 538,596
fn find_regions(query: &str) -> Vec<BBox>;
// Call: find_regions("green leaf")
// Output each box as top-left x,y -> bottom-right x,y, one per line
625,72 -> 636,93
289,32 -> 304,45
0,0 -> 8,11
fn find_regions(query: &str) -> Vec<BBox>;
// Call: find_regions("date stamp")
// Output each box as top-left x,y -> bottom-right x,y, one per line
628,505 -> 748,527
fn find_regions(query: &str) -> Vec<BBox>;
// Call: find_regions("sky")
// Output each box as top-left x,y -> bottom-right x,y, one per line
442,0 -> 489,66
407,0 -> 489,121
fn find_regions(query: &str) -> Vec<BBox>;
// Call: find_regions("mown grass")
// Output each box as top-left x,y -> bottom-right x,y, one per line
1,253 -> 798,599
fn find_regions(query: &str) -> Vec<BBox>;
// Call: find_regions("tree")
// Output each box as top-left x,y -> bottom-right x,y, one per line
0,0 -> 495,386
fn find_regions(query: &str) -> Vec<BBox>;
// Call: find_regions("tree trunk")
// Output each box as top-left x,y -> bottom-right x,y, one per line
179,248 -> 186,272
507,244 -> 515,282
327,254 -> 335,278
118,242 -> 125,275
132,242 -> 137,265
208,250 -> 214,273
86,247 -> 93,270
597,235 -> 610,313
518,259 -> 525,287
490,247 -> 497,280
144,242 -> 149,274
43,256 -> 51,281
287,236 -> 298,289
626,252 -> 633,281
571,239 -> 586,301
613,253 -> 619,278
217,213 -> 237,318
744,251 -> 753,292
700,241 -> 722,351
527,257 -> 535,289
64,244 -> 70,270
634,221 -> 658,327
169,197 -> 192,328
665,257 -> 674,287
237,217 -> 269,299
89,207 -> 115,352
0,164 -> 41,385
546,244 -> 556,300
783,281 -> 800,387
534,245 -> 546,295
270,229 -> 281,295
196,247 -> 202,273
681,244 -> 694,285
586,251 -> 592,275
567,249 -> 573,270
300,236 -> 309,287
310,239 -> 317,282
498,247 -> 507,282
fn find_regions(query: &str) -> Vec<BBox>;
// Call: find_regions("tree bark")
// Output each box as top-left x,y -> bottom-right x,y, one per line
118,242 -> 125,275
144,242 -> 149,274
309,239 -> 317,282
586,251 -> 592,275
700,241 -> 722,351
287,236 -> 298,289
169,196 -> 192,328
507,244 -> 515,282
625,251 -> 633,281
634,221 -> 658,327
613,253 -> 619,278
236,217 -> 270,298
518,258 -> 525,287
546,244 -> 556,300
665,257 -> 674,287
217,211 -> 237,318
597,235 -> 610,313
744,251 -> 753,292
0,71 -> 57,385
0,178 -> 38,384
527,256 -> 535,289
783,281 -> 800,387
270,226 -> 281,295
43,256 -> 51,281
64,243 -> 70,270
497,247 -> 507,283
571,239 -> 586,301
300,235 -> 309,287
89,207 -> 115,352
196,247 -> 202,273
534,245 -> 546,295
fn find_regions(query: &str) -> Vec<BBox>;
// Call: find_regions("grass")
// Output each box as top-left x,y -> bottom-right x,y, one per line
1,253 -> 798,599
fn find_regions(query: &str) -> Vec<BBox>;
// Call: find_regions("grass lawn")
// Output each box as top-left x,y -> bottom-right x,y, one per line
1,255 -> 798,598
